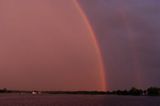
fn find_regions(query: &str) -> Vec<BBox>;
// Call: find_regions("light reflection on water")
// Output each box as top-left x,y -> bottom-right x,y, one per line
0,94 -> 160,106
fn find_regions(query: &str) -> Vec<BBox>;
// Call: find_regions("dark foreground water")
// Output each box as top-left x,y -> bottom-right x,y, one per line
0,94 -> 160,106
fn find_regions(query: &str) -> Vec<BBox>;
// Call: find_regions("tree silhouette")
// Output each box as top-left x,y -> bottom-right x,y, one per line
147,87 -> 160,96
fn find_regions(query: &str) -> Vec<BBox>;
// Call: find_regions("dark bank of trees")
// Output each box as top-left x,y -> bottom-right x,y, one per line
43,91 -> 106,95
0,88 -> 31,94
147,87 -> 160,96
0,87 -> 159,96
0,88 -> 10,93
106,87 -> 144,96
106,87 -> 160,96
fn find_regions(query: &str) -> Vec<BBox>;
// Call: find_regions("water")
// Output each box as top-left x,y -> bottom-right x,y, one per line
0,94 -> 160,106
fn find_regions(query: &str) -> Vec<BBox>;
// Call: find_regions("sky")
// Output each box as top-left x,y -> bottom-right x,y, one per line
0,0 -> 160,91
0,0 -> 106,91
79,0 -> 160,90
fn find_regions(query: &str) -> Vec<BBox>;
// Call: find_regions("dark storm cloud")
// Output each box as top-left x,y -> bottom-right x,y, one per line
79,0 -> 160,90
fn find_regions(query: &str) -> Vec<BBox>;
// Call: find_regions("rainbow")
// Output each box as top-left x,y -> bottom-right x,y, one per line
72,0 -> 107,91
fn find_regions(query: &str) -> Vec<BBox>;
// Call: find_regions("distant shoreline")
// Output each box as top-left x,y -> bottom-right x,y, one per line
0,87 -> 160,96
0,90 -> 107,95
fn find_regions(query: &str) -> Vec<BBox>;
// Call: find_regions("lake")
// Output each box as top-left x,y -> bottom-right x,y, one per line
0,94 -> 160,106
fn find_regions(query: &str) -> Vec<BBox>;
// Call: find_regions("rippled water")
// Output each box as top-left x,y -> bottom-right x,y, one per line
0,94 -> 160,106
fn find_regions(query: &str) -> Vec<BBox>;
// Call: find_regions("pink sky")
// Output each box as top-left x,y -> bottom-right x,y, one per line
0,0 -> 105,91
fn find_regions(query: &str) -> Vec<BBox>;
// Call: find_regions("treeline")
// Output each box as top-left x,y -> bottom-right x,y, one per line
43,91 -> 106,95
0,88 -> 32,94
0,87 -> 160,96
36,87 -> 160,96
106,87 -> 160,96
0,88 -> 10,93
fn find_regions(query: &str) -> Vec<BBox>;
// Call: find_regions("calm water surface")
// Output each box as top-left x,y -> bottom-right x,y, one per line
0,94 -> 160,106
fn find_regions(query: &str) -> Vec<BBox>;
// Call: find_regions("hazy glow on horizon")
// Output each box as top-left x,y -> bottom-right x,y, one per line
0,0 -> 106,91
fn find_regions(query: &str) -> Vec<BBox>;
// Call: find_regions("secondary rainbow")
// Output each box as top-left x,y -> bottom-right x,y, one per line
72,0 -> 107,91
